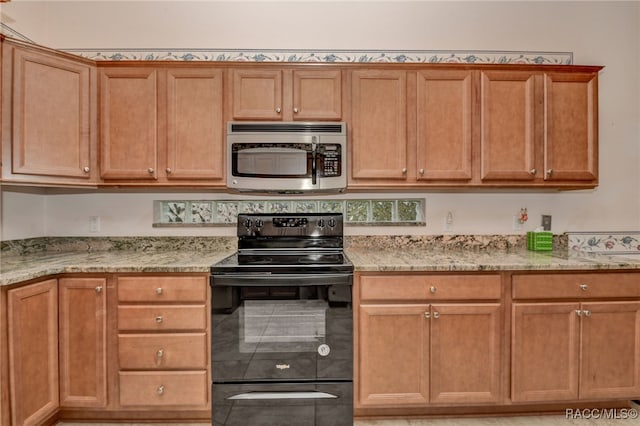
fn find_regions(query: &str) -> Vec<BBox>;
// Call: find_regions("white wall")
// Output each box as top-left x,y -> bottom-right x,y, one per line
1,1 -> 639,239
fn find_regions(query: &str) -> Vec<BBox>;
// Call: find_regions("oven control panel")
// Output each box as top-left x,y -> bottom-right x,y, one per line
237,213 -> 343,237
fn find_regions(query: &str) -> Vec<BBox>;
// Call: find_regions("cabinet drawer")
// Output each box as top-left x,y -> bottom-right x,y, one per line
512,273 -> 640,299
360,274 -> 501,301
118,276 -> 207,303
119,371 -> 208,407
119,333 -> 207,369
118,305 -> 206,331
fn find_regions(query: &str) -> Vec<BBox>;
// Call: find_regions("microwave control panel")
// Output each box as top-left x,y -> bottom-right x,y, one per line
318,144 -> 342,177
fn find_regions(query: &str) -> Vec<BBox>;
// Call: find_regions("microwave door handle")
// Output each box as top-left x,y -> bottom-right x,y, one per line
312,144 -> 317,185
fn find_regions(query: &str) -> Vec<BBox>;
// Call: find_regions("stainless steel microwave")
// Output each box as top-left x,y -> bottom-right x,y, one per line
226,122 -> 347,193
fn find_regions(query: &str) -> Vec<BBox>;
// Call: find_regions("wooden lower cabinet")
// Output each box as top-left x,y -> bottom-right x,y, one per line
511,273 -> 640,403
7,279 -> 59,426
356,273 -> 503,410
115,274 -> 210,412
59,277 -> 108,408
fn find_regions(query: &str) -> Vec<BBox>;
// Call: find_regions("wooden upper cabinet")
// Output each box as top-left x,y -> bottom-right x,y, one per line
100,67 -> 158,180
231,68 -> 283,120
544,72 -> 598,182
416,70 -> 473,181
350,70 -> 407,182
166,68 -> 224,181
480,71 -> 537,181
8,44 -> 95,183
231,68 -> 342,121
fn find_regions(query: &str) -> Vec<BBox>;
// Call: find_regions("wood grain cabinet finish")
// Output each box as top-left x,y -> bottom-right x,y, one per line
58,277 -> 107,408
350,70 -> 408,183
7,279 -> 59,426
2,41 -> 97,185
357,273 -> 502,409
116,275 -> 210,410
231,68 -> 342,121
511,273 -> 640,403
100,66 -> 224,184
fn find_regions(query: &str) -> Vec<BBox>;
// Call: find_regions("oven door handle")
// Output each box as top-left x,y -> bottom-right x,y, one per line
227,391 -> 338,400
212,273 -> 352,287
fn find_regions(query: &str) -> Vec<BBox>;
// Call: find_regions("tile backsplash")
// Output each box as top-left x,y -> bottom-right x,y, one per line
153,198 -> 425,227
567,231 -> 640,255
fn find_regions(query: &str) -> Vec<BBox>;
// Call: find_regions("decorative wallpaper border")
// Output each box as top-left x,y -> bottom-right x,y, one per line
59,47 -> 573,65
153,198 -> 425,227
568,231 -> 640,255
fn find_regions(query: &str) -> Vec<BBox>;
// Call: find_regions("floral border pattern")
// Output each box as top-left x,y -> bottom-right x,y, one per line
58,48 -> 573,65
567,232 -> 640,255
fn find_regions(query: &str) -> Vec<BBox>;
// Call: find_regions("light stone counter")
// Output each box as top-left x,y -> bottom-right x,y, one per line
345,247 -> 640,272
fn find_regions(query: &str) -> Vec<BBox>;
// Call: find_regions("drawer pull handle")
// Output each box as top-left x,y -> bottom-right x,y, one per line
156,287 -> 163,295
432,311 -> 440,319
157,385 -> 165,395
155,315 -> 164,324
579,284 -> 588,291
157,349 -> 164,358
95,286 -> 103,294
429,286 -> 437,294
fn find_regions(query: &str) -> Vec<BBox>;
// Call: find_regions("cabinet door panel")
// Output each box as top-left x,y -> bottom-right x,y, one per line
8,279 -> 59,426
166,68 -> 224,180
59,277 -> 107,408
430,304 -> 502,404
232,69 -> 282,120
480,71 -> 537,181
100,68 -> 158,179
358,304 -> 428,406
416,70 -> 472,181
12,48 -> 91,178
544,72 -> 597,181
511,302 -> 580,402
292,70 -> 342,120
580,302 -> 640,399
350,70 -> 407,180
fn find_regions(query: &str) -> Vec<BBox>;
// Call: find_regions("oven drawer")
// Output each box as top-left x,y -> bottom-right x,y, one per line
118,305 -> 206,331
118,276 -> 207,303
119,333 -> 207,369
512,272 -> 640,299
119,371 -> 208,407
360,274 -> 501,301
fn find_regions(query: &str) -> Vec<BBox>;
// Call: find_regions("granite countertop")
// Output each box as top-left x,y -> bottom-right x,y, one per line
2,242 -> 640,287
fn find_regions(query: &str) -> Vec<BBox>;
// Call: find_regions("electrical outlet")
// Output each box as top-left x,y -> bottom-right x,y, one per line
541,215 -> 552,231
89,216 -> 101,233
513,215 -> 522,231
444,211 -> 453,231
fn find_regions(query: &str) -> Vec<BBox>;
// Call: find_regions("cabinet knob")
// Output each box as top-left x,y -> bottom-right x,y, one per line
401,168 -> 407,174
155,315 -> 164,324
579,284 -> 588,291
275,107 -> 282,113
583,310 -> 592,317
429,286 -> 436,294
157,349 -> 164,358
95,286 -> 103,294
157,385 -> 165,395
148,168 -> 155,174
166,168 -> 172,174
530,168 -> 537,175
83,166 -> 90,173
293,107 -> 299,113
419,168 -> 425,175
156,287 -> 163,295
576,309 -> 582,317
546,168 -> 553,177
424,312 -> 431,319
432,311 -> 440,319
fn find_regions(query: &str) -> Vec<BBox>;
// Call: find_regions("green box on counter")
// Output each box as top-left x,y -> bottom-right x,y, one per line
527,231 -> 553,251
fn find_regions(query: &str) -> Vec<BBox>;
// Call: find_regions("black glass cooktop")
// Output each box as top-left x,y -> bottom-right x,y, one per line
211,251 -> 353,274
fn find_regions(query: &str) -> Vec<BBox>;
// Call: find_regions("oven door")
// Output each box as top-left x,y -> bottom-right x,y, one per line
210,274 -> 352,383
